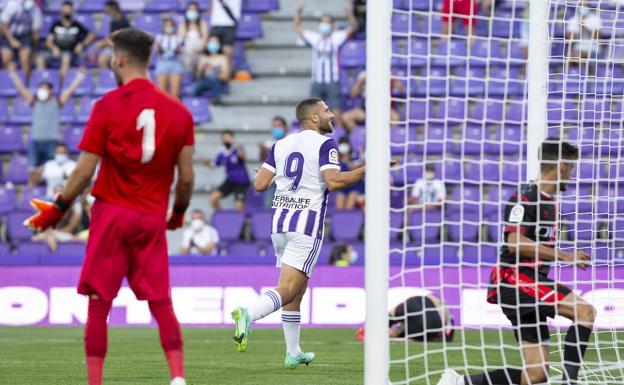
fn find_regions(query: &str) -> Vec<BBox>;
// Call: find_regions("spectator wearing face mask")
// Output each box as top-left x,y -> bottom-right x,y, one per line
155,17 -> 185,98
259,116 -> 287,208
178,1 -> 209,70
95,1 -> 131,69
180,209 -> 220,255
328,243 -> 358,267
566,1 -> 603,65
294,2 -> 358,122
209,0 -> 241,73
39,144 -> 76,198
0,0 -> 42,80
185,35 -> 231,103
409,164 -> 446,211
335,137 -> 364,210
36,1 -> 95,80
203,130 -> 250,211
8,63 -> 86,186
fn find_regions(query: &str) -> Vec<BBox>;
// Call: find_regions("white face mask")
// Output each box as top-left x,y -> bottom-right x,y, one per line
191,218 -> 204,231
164,26 -> 175,34
36,87 -> 50,102
338,143 -> 351,154
425,171 -> 435,180
23,0 -> 34,11
55,154 -> 68,164
349,250 -> 358,263
185,9 -> 199,21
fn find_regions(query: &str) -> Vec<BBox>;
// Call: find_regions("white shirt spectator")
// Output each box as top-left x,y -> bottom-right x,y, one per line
302,29 -> 349,84
210,0 -> 242,27
42,158 -> 76,198
1,0 -> 42,36
182,225 -> 220,255
567,8 -> 602,54
411,178 -> 446,205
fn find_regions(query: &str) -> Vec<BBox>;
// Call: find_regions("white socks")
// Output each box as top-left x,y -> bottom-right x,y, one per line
247,289 -> 282,321
456,377 -> 464,385
282,311 -> 302,356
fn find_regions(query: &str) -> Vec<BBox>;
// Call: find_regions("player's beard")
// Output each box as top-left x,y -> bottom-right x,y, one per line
111,64 -> 123,86
319,117 -> 333,134
559,181 -> 568,192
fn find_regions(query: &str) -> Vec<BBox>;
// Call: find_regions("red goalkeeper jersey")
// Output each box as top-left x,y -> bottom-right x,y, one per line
78,78 -> 195,216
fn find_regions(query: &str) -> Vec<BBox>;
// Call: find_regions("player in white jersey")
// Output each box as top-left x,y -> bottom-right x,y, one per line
231,98 -> 366,369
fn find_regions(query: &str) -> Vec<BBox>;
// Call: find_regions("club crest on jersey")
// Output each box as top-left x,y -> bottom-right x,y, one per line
508,205 -> 524,223
329,148 -> 339,164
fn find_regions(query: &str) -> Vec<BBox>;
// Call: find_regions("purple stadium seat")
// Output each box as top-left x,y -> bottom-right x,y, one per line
5,155 -> 28,184
0,71 -> 18,97
76,97 -> 98,124
55,242 -> 87,257
481,161 -> 500,183
434,157 -> 461,183
236,14 -> 263,40
15,186 -> 47,211
9,98 -> 33,124
484,184 -> 515,216
180,0 -> 210,10
547,99 -> 578,123
447,210 -> 480,242
488,68 -> 525,97
404,99 -> 428,123
390,211 -> 405,240
350,126 -> 366,154
330,210 -> 364,241
581,99 -> 609,123
74,13 -> 95,33
469,40 -> 504,67
451,67 -> 485,96
7,212 -> 33,242
408,208 -> 442,245
470,99 -> 504,123
501,161 -> 524,184
211,210 -> 245,241
0,243 -> 11,257
134,14 -> 162,35
145,0 -> 181,12
461,244 -> 498,265
64,68 -> 93,96
390,126 -> 418,155
116,0 -> 146,11
419,15 -> 443,36
456,124 -> 486,155
251,210 -> 273,241
40,14 -> 54,39
421,124 -> 450,155
243,0 -> 279,13
389,241 -> 420,266
421,68 -> 448,97
391,12 -> 414,35
62,126 -> 83,154
432,39 -> 467,67
0,187 -> 15,215
447,185 -> 481,214
227,241 -> 260,256
339,41 -> 365,68
438,98 -> 467,123
491,16 -> 520,38
0,126 -> 23,153
94,69 -> 117,95
29,69 -> 61,93
15,241 -> 48,257
59,99 -> 76,124
76,0 -> 107,12
182,97 -> 211,123
499,124 -> 523,154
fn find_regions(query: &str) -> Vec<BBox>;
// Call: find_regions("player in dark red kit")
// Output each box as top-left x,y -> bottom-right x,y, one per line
24,28 -> 195,385
438,139 -> 596,385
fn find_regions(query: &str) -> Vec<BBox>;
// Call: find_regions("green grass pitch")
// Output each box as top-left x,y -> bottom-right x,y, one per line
0,328 -> 622,384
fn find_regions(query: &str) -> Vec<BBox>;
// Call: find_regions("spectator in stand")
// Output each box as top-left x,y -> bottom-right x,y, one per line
335,137 -> 364,210
342,71 -> 403,134
95,1 -> 131,69
352,0 -> 366,34
36,1 -> 95,81
203,130 -> 250,211
33,183 -> 83,251
294,2 -> 357,121
8,63 -> 86,185
1,0 -> 42,80
155,17 -> 185,98
441,0 -> 478,39
408,164 -> 446,211
178,1 -> 209,70
39,143 -> 76,198
75,191 -> 95,242
259,116 -> 287,208
566,1 -> 602,66
328,243 -> 357,267
179,209 -> 220,255
185,35 -> 231,103
209,0 -> 241,73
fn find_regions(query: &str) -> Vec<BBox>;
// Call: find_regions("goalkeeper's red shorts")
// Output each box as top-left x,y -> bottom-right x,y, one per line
487,265 -> 572,343
77,200 -> 170,302
442,0 -> 478,27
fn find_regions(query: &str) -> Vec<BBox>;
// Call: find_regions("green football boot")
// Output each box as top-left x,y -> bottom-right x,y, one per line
284,351 -> 316,370
231,307 -> 252,353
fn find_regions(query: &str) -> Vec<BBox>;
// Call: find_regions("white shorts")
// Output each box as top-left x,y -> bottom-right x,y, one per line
271,232 -> 323,277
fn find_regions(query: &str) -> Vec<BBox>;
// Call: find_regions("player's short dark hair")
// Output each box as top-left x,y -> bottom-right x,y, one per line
111,28 -> 154,66
425,163 -> 435,172
55,143 -> 68,151
272,115 -> 287,127
105,1 -> 121,12
222,130 -> 234,137
62,1 -> 73,7
320,14 -> 335,23
539,137 -> 579,171
338,136 -> 350,145
296,97 -> 323,123
38,81 -> 54,89
191,209 -> 204,216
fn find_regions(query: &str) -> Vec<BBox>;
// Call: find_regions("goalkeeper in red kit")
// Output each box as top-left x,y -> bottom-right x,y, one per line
25,28 -> 195,385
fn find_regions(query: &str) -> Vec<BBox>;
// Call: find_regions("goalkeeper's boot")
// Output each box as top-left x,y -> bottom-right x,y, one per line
284,351 -> 315,370
231,307 -> 252,353
437,369 -> 462,385
170,377 -> 186,385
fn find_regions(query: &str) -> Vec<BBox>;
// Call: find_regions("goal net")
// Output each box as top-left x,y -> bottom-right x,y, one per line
374,0 -> 624,384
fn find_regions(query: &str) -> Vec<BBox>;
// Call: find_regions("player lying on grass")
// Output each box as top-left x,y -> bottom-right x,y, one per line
357,294 -> 455,343
230,97 -> 366,369
438,138 -> 596,385
24,28 -> 195,385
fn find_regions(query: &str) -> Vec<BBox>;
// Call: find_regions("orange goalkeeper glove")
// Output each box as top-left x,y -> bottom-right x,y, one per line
166,205 -> 187,230
24,196 -> 72,231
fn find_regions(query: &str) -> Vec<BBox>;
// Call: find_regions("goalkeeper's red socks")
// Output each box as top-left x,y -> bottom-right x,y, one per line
149,298 -> 185,379
562,324 -> 592,385
84,297 -> 112,385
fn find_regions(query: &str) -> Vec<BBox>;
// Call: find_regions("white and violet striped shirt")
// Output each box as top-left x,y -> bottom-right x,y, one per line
302,29 -> 349,84
1,1 -> 42,36
262,129 -> 340,239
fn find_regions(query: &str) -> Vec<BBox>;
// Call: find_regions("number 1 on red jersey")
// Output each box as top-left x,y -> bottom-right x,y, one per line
137,109 -> 156,163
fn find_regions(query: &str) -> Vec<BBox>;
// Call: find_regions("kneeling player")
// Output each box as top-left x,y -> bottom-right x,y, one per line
438,139 -> 596,385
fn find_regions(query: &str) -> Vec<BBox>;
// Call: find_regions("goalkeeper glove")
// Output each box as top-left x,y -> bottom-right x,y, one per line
24,196 -> 72,231
166,204 -> 187,230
